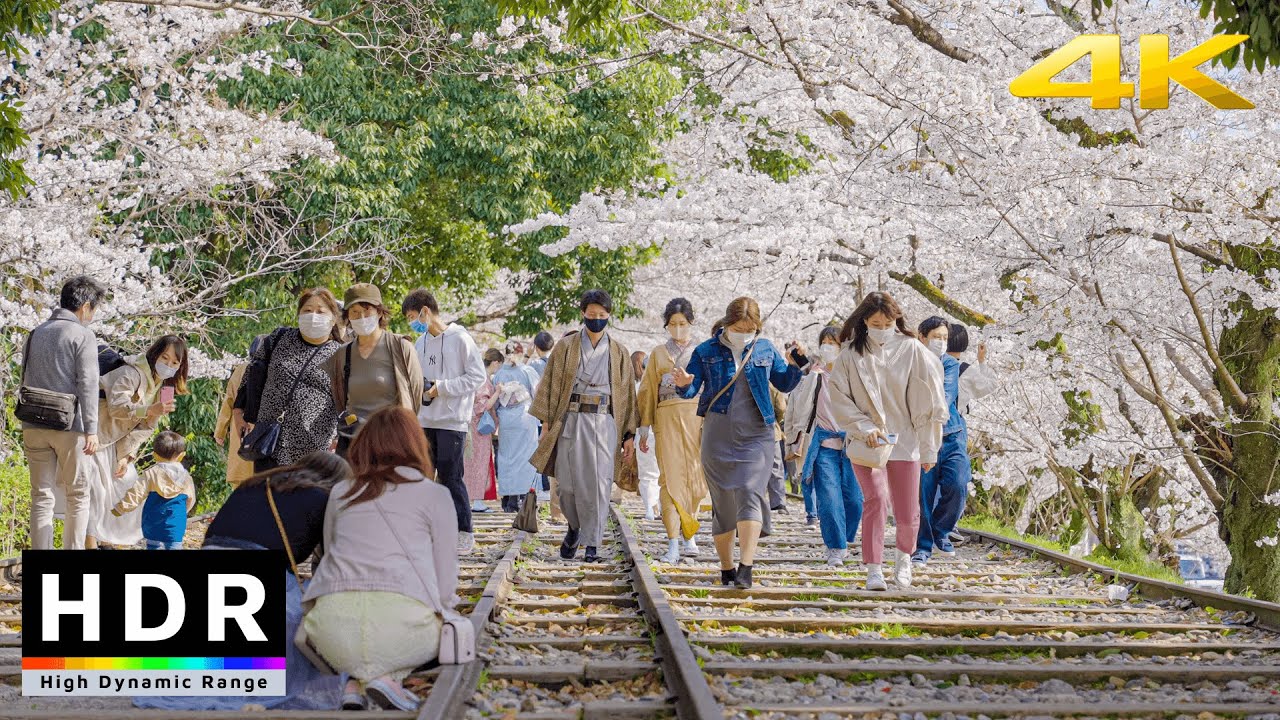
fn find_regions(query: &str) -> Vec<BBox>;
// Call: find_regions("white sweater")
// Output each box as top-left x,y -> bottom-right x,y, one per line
415,323 -> 487,432
827,332 -> 949,464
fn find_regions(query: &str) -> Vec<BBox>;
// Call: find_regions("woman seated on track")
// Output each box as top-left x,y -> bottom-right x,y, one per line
302,406 -> 461,712
133,451 -> 349,711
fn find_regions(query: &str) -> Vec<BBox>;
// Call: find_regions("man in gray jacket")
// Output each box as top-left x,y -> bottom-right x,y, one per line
21,276 -> 107,549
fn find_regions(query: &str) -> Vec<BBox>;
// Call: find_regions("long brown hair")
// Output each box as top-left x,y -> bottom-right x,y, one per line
296,287 -> 344,342
710,296 -> 763,336
342,406 -> 435,505
145,334 -> 190,395
240,450 -> 352,493
838,291 -> 915,355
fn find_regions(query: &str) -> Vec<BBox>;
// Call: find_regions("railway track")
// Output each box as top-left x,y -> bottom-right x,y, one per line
631,496 -> 1280,719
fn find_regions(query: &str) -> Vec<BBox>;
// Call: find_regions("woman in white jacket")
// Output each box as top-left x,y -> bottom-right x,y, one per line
828,292 -> 948,591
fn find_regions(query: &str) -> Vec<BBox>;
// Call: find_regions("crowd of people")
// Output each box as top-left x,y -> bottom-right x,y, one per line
17,275 -> 995,710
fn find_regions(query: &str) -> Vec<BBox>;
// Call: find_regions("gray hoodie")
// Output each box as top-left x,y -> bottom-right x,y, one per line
19,309 -> 100,434
414,323 -> 486,432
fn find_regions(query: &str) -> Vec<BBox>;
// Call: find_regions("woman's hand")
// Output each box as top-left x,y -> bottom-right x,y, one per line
977,342 -> 988,364
639,435 -> 650,454
922,463 -> 935,472
485,392 -> 499,410
622,437 -> 635,461
113,457 -> 129,479
865,429 -> 887,448
787,341 -> 808,366
671,367 -> 694,388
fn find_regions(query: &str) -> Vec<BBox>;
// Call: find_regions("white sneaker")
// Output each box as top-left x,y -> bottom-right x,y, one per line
458,532 -> 475,554
825,548 -> 846,567
682,538 -> 699,556
865,564 -> 887,591
894,549 -> 913,588
660,539 -> 681,564
645,507 -> 656,521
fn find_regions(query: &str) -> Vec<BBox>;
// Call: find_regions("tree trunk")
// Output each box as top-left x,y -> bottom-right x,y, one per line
1214,247 -> 1280,600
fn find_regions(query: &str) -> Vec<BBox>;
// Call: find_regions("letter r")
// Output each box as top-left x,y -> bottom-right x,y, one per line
208,574 -> 266,642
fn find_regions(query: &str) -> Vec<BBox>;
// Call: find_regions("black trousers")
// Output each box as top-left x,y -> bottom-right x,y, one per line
424,427 -> 473,533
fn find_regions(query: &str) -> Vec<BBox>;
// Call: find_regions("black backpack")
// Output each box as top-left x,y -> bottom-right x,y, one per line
97,343 -> 129,398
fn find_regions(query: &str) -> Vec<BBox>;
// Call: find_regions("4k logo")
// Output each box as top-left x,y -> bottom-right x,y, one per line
1010,34 -> 1253,110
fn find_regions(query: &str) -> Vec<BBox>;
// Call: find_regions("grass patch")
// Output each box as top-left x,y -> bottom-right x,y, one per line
851,623 -> 918,638
959,514 -> 1183,585
685,588 -> 711,599
792,593 -> 830,602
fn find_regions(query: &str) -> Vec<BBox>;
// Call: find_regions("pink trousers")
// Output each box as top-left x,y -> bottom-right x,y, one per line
852,460 -> 921,564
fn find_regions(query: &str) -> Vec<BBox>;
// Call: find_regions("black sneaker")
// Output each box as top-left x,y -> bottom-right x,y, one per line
559,527 -> 580,559
770,504 -> 786,512
720,568 -> 737,586
734,563 -> 753,589
584,546 -> 599,563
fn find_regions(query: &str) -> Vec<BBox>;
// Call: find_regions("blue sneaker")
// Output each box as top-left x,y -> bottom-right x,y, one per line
936,539 -> 956,557
911,550 -> 929,567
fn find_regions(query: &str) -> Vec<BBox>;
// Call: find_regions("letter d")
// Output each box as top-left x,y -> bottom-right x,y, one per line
125,574 -> 186,642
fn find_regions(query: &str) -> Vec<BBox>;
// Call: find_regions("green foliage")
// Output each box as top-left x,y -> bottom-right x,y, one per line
218,0 -> 680,334
0,461 -> 30,557
167,378 -> 234,515
0,0 -> 57,199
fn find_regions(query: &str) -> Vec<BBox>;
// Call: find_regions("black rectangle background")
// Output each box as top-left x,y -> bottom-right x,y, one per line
22,550 -> 286,657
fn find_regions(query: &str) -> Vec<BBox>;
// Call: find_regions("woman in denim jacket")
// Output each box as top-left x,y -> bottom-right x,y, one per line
672,297 -> 806,589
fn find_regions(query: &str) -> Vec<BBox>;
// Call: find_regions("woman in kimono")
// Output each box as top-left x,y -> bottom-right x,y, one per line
637,297 -> 709,564
463,349 -> 502,512
493,346 -> 540,511
672,297 -> 805,589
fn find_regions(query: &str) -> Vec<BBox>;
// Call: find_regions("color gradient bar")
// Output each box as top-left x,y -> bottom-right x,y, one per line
22,658 -> 286,671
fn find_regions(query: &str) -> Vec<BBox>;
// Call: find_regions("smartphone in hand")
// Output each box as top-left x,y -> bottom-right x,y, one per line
160,386 -> 175,405
876,433 -> 899,446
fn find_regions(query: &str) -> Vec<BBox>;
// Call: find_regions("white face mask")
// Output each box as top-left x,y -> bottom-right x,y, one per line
818,344 -> 840,364
154,360 -> 179,380
928,338 -> 948,357
725,330 -> 755,349
668,325 -> 691,343
867,326 -> 896,345
350,316 -> 380,337
298,313 -> 334,339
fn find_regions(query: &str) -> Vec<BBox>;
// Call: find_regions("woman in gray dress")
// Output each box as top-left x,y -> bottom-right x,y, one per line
672,297 -> 806,588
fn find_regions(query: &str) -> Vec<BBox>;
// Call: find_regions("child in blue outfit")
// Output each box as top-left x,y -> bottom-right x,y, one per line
112,431 -> 195,549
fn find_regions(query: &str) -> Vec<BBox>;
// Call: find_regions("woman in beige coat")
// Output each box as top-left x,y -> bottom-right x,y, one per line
214,336 -> 265,487
86,335 -> 189,548
827,292 -> 948,591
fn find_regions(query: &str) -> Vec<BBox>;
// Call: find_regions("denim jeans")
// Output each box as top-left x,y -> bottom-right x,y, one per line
800,476 -> 817,518
917,428 -> 971,556
813,446 -> 863,550
145,538 -> 183,550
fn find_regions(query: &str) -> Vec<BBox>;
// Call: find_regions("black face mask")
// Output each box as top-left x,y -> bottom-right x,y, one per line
584,317 -> 608,333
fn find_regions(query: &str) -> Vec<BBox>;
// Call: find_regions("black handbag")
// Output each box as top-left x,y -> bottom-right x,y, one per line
15,332 -> 77,431
239,341 -> 326,462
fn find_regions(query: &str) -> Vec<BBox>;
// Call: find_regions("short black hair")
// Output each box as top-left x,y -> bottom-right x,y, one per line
918,315 -> 949,338
948,323 -> 970,353
818,325 -> 840,345
153,430 -> 186,460
579,289 -> 613,314
401,288 -> 439,315
663,297 -> 694,326
59,275 -> 107,312
534,331 -> 554,352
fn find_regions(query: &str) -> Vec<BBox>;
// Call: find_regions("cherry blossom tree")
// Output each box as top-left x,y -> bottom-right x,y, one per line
508,0 -> 1280,596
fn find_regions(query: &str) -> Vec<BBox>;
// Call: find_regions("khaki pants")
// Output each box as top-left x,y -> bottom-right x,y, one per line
23,427 -> 92,549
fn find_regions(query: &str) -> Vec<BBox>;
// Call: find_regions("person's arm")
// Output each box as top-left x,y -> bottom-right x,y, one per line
75,332 -> 99,436
239,330 -> 279,424
636,348 -> 660,432
768,342 -> 804,393
674,346 -> 705,399
827,354 -> 881,443
436,332 -> 486,398
403,337 -> 425,409
619,349 -> 639,444
960,360 -> 998,403
429,491 -> 460,611
529,346 -> 557,424
184,473 -> 197,513
782,373 -> 809,453
112,466 -> 154,516
214,367 -> 240,445
908,345 -> 949,465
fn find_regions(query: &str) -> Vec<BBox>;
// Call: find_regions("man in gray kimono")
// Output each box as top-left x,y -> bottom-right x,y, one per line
529,289 -> 639,563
